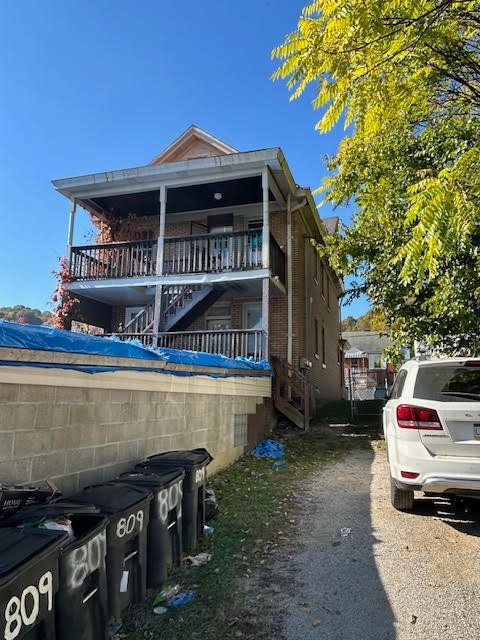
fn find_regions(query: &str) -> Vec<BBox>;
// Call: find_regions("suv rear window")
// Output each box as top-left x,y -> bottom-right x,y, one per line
414,365 -> 480,401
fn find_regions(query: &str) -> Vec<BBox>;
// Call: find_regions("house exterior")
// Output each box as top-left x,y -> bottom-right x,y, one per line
53,126 -> 344,425
342,330 -> 395,399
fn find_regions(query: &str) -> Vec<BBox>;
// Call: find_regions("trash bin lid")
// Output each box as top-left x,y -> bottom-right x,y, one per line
118,468 -> 185,489
0,528 -> 67,579
144,448 -> 213,469
69,482 -> 151,514
0,500 -> 101,527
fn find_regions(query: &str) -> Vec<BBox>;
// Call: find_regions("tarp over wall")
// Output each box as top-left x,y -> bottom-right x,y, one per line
0,320 -> 271,374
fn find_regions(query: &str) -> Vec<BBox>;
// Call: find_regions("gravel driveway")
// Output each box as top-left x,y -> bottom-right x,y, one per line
260,441 -> 480,640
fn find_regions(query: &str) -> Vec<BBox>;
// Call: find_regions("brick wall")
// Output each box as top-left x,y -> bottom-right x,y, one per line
165,222 -> 192,236
290,214 -> 306,370
0,348 -> 273,494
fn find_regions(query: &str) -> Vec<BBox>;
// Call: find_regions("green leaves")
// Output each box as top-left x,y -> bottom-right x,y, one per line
273,0 -> 480,352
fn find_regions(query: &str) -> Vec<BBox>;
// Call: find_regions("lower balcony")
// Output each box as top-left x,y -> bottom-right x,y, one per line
106,329 -> 265,361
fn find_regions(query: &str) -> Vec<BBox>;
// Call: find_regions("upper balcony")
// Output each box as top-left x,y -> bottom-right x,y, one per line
69,229 -> 286,285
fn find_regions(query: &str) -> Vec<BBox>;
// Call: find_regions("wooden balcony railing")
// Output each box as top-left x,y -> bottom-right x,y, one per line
70,241 -> 156,280
70,231 -> 285,283
107,329 -> 265,360
163,229 -> 263,274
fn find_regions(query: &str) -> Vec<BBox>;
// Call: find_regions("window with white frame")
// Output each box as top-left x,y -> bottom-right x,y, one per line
369,353 -> 386,369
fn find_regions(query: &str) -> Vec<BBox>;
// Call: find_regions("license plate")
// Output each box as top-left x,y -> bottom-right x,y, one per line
474,424 -> 480,440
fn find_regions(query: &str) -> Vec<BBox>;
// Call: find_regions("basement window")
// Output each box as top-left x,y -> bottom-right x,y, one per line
234,414 -> 248,447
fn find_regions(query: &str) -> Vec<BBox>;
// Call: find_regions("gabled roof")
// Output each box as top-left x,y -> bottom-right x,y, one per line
150,125 -> 238,165
342,331 -> 393,354
323,216 -> 340,234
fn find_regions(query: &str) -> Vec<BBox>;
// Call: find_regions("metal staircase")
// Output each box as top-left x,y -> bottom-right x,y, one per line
123,303 -> 155,335
121,285 -> 219,338
160,284 -> 216,331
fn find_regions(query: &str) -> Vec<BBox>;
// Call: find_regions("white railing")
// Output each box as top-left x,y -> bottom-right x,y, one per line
107,329 -> 265,360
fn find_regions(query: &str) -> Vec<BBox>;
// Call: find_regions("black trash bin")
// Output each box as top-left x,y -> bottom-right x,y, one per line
69,483 -> 151,621
136,448 -> 212,553
115,468 -> 184,588
0,527 -> 67,640
1,502 -> 109,640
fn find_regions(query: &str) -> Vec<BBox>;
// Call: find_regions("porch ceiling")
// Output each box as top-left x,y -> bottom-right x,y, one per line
52,147 -> 300,215
87,176 -> 275,219
69,274 -> 284,307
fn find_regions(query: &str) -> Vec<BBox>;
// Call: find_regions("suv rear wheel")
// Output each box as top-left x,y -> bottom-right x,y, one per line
390,475 -> 414,511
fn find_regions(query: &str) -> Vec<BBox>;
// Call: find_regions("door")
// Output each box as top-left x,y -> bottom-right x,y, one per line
207,317 -> 231,355
124,306 -> 145,333
245,303 -> 262,358
210,225 -> 233,269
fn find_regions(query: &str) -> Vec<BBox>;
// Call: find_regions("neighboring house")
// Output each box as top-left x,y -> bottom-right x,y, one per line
342,330 -> 395,399
52,126 -> 344,427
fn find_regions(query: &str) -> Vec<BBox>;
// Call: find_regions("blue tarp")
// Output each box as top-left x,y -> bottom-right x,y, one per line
251,439 -> 285,459
0,320 -> 272,374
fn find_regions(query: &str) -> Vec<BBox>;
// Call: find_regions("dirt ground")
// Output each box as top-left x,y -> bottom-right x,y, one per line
245,439 -> 480,640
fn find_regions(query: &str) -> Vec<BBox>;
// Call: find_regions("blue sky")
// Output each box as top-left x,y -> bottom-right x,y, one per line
0,0 -> 369,318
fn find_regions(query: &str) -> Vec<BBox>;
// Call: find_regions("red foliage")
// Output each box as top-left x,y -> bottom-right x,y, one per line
51,257 -> 79,329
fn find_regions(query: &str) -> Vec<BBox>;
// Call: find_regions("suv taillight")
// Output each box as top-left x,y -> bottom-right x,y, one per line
396,405 -> 443,430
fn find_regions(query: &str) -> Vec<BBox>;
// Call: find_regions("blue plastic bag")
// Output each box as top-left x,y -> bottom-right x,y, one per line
251,439 -> 285,459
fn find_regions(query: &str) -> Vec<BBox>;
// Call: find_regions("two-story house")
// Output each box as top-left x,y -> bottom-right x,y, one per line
52,126 -> 344,426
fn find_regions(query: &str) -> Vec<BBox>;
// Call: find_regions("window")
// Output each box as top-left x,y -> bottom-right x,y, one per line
314,319 -> 319,356
390,369 -> 407,399
206,317 -> 231,355
320,261 -> 325,297
234,414 -> 248,446
369,353 -> 386,369
414,365 -> 480,402
244,303 -> 262,358
247,220 -> 263,266
321,326 -> 326,365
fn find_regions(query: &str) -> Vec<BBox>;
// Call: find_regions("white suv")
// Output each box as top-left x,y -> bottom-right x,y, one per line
383,357 -> 480,511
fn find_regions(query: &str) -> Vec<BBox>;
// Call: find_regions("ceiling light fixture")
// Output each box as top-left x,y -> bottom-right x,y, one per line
213,192 -> 223,200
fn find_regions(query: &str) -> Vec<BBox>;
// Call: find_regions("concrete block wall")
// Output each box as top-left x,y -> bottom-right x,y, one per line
0,348 -> 272,495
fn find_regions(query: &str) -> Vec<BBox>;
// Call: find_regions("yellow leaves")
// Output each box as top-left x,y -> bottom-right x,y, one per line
272,0 -> 480,341
317,96 -> 348,133
394,146 -> 480,288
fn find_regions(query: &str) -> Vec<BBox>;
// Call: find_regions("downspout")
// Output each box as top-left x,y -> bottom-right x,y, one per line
287,192 -> 307,368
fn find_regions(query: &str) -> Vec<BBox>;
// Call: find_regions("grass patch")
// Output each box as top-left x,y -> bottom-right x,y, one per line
120,428 -> 372,639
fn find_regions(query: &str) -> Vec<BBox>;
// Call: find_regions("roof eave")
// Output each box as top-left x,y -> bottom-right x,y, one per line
52,148 -> 284,200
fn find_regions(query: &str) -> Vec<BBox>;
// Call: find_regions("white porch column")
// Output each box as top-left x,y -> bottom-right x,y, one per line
156,184 -> 166,276
153,185 -> 167,346
262,277 -> 270,361
261,166 -> 270,269
261,167 -> 271,360
66,198 -> 76,264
